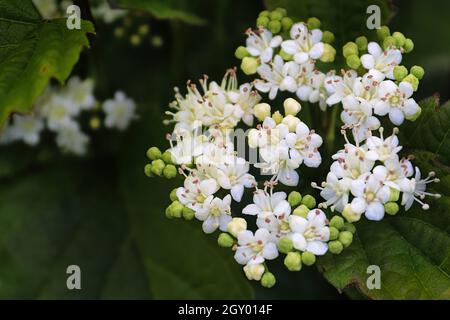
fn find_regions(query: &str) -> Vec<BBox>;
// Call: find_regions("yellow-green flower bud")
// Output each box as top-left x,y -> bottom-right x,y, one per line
165,206 -> 173,219
355,36 -> 368,51
342,204 -> 362,223
130,34 -> 141,46
182,206 -> 195,220
383,36 -> 397,49
277,236 -> 293,254
268,20 -> 282,34
217,233 -> 234,247
282,114 -> 300,132
288,191 -> 302,207
322,31 -> 335,43
261,272 -> 276,288
346,54 -> 361,69
235,46 -> 249,59
89,117 -> 101,130
147,146 -> 162,160
138,24 -> 149,36
301,251 -> 316,266
269,10 -> 284,21
343,41 -> 358,58
256,16 -> 270,28
307,17 -> 321,30
343,222 -> 356,234
170,188 -> 178,201
384,202 -> 400,215
163,164 -> 177,179
405,106 -> 422,121
144,164 -> 153,177
293,204 -> 309,218
389,188 -> 400,202
284,98 -> 302,116
272,111 -> 283,124
410,65 -> 425,80
170,201 -> 183,218
161,151 -> 173,164
259,10 -> 270,18
393,65 -> 408,82
284,252 -> 302,271
275,7 -> 287,17
319,43 -> 336,63
338,231 -> 353,248
328,240 -> 344,254
114,27 -> 125,38
301,194 -> 316,209
244,264 -> 265,281
254,103 -> 271,121
279,48 -> 293,61
376,25 -> 390,40
404,38 -> 414,53
329,226 -> 339,240
227,218 -> 247,237
403,74 -> 419,91
151,159 -> 165,176
281,17 -> 293,31
392,31 -> 406,47
330,215 -> 345,230
241,57 -> 259,75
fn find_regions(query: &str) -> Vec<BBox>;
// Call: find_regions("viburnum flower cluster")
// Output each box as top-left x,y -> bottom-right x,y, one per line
0,77 -> 137,155
144,8 -> 440,288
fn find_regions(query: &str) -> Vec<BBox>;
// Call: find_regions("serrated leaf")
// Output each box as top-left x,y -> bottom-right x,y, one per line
113,0 -> 206,25
0,0 -> 94,125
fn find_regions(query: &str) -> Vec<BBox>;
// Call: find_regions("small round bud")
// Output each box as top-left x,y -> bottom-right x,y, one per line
301,251 -> 316,266
279,49 -> 293,61
405,106 -> 422,121
301,194 -> 316,209
163,164 -> 177,179
355,36 -> 368,51
138,24 -> 149,36
281,17 -> 293,31
284,98 -> 302,116
217,233 -> 234,247
130,34 -> 141,46
376,25 -> 391,40
393,65 -> 408,81
89,117 -> 101,130
170,201 -> 183,218
284,252 -> 302,271
151,35 -> 163,47
343,42 -> 358,58
282,115 -> 300,132
241,57 -> 259,75
330,215 -> 345,230
392,31 -> 406,47
268,20 -> 281,34
254,103 -> 271,121
269,10 -> 283,21
410,65 -> 425,80
144,164 -> 153,177
182,206 -> 195,220
342,222 -> 356,234
346,54 -> 361,69
259,10 -> 270,18
161,151 -> 173,164
383,36 -> 397,49
342,204 -> 362,223
272,111 -> 283,124
256,16 -> 270,28
404,38 -> 414,53
288,191 -> 302,207
322,31 -> 335,43
261,272 -> 276,288
150,159 -> 165,176
277,237 -> 293,254
402,74 -> 419,91
244,264 -> 265,281
147,146 -> 162,160
235,46 -> 249,59
319,43 -> 336,63
384,202 -> 400,215
307,17 -> 321,30
293,205 -> 309,218
329,226 -> 339,240
389,188 -> 400,202
227,218 -> 247,237
169,188 -> 178,201
114,27 -> 125,38
328,240 -> 344,254
338,231 -> 353,248
165,206 -> 173,219
275,7 -> 287,17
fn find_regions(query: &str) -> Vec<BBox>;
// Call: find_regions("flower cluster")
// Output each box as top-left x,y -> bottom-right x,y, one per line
0,77 -> 137,155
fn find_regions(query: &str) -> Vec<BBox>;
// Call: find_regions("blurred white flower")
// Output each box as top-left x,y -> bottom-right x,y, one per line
103,91 -> 137,130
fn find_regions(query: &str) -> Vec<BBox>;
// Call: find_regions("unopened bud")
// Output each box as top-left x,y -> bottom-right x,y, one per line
284,98 -> 302,116
254,103 -> 271,121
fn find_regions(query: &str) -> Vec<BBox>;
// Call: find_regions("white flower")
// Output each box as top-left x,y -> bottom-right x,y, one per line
324,70 -> 359,106
103,91 -> 137,130
245,28 -> 282,63
168,126 -> 208,165
360,42 -> 402,79
399,167 -> 441,211
176,175 -> 219,211
231,83 -> 261,126
366,128 -> 402,162
63,77 -> 96,110
375,80 -> 419,126
195,195 -> 232,233
92,1 -> 127,24
6,114 -> 44,146
281,23 -> 324,64
242,190 -> 291,233
254,55 -> 299,100
296,68 -> 329,111
285,121 -> 323,168
288,209 -> 330,255
55,121 -> 89,155
234,228 -> 279,265
248,117 -> 287,149
316,172 -> 351,212
331,143 -> 376,180
41,95 -> 79,130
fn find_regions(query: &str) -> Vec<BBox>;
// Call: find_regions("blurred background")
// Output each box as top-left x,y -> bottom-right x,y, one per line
0,0 -> 449,299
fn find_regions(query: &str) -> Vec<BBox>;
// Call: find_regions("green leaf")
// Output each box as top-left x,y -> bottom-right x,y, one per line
317,98 -> 450,299
0,0 -> 94,125
113,0 -> 206,25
